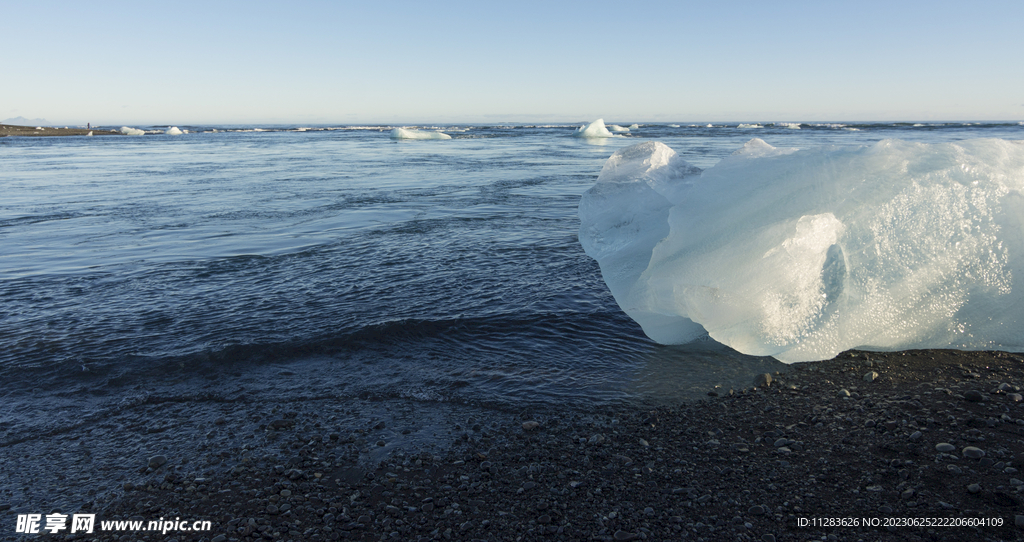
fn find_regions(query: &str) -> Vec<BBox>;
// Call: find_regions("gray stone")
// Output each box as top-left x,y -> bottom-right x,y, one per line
964,390 -> 984,402
935,443 -> 955,453
963,446 -> 985,459
211,536 -> 226,542
837,389 -> 851,397
613,530 -> 638,541
148,455 -> 167,469
908,431 -> 922,441
762,535 -> 777,542
748,505 -> 766,515
753,373 -> 772,388
1008,393 -> 1023,402
863,371 -> 879,382
968,483 -> 981,494
522,421 -> 540,431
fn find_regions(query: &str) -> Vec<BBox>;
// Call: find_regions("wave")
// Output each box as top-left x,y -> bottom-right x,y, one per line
390,128 -> 452,140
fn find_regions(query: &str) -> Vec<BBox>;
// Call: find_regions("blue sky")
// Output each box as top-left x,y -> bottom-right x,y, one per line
3,0 -> 1022,124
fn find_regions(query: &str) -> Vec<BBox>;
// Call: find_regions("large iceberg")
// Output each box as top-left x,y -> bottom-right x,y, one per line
579,138 -> 1024,362
573,119 -> 621,138
165,126 -> 183,135
390,128 -> 452,140
119,126 -> 145,136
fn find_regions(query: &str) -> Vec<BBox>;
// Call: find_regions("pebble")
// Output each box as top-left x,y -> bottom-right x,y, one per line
908,431 -> 922,441
148,455 -> 167,469
762,535 -> 777,542
748,505 -> 766,515
522,421 -> 540,431
1009,393 -> 1023,402
837,389 -> 851,397
753,373 -> 772,388
967,483 -> 981,494
964,390 -> 984,402
863,371 -> 879,382
935,443 -> 955,453
962,446 -> 985,459
613,530 -> 638,541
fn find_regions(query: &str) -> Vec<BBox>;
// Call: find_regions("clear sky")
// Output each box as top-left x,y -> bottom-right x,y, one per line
3,0 -> 1022,125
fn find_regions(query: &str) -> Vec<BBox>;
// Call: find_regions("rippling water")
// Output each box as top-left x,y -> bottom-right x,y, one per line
2,122 -> 1022,416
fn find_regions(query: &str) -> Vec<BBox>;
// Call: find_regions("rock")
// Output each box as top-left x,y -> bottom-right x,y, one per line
748,505 -> 766,515
964,390 -> 984,402
522,421 -> 540,431
148,455 -> 167,469
908,431 -> 922,441
968,483 -> 981,494
268,419 -> 294,430
963,446 -> 985,459
1009,393 -> 1023,402
211,536 -> 226,542
837,389 -> 851,397
762,535 -> 777,542
1015,515 -> 1024,528
753,373 -> 772,388
935,443 -> 955,453
588,433 -> 605,445
863,371 -> 879,382
613,531 -> 638,541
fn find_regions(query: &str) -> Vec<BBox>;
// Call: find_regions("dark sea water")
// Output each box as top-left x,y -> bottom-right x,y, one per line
2,121 -> 1023,436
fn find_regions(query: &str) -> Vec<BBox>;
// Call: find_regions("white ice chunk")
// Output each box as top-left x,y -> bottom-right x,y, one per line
628,124 -> 639,130
165,126 -> 183,135
737,123 -> 763,129
573,119 -> 621,138
579,138 -> 1024,362
390,128 -> 452,140
608,124 -> 630,133
120,126 -> 145,136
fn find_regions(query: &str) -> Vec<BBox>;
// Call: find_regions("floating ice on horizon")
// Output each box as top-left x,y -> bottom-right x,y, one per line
579,138 -> 1024,362
668,124 -> 680,128
390,128 -> 452,140
777,122 -> 802,129
573,119 -> 621,138
628,124 -> 640,130
608,124 -> 630,133
119,126 -> 145,136
737,123 -> 763,129
165,126 -> 183,135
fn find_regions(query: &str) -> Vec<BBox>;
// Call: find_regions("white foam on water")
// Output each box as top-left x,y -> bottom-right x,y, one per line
580,138 -> 1024,362
737,123 -> 763,129
608,124 -> 630,133
628,124 -> 640,130
165,127 -> 183,135
776,122 -> 802,129
573,119 -> 622,138
390,128 -> 452,140
119,126 -> 145,136
668,124 -> 681,128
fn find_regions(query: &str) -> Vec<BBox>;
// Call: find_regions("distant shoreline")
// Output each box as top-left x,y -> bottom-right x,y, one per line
0,123 -> 121,137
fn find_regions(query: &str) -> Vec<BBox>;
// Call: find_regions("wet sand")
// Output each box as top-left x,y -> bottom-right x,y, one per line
0,124 -> 120,137
3,349 -> 1024,541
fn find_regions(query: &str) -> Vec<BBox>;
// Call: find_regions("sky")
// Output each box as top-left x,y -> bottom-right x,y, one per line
3,0 -> 1023,125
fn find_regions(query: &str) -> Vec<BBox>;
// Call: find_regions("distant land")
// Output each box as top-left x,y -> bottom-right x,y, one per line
2,116 -> 52,126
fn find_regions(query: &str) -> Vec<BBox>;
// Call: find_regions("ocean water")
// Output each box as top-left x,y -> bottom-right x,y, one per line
2,121 -> 1023,429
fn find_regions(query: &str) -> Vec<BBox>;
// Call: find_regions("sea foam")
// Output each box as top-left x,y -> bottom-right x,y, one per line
579,138 -> 1024,362
390,128 -> 452,140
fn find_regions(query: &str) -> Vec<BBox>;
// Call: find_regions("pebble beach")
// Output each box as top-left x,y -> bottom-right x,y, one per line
6,349 -> 1024,541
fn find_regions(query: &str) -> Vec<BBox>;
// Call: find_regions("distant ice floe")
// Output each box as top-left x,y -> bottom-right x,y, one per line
120,126 -> 145,136
628,124 -> 640,130
668,124 -> 681,128
390,128 -> 452,140
737,123 -> 763,129
573,119 -> 622,138
776,122 -> 802,129
165,126 -> 183,135
608,124 -> 630,133
580,138 -> 1024,362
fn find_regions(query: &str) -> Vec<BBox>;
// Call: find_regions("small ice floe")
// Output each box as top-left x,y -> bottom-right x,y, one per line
390,128 -> 452,140
628,124 -> 639,130
776,122 -> 802,129
165,126 -> 183,135
607,124 -> 630,133
86,131 -> 93,136
572,119 -> 621,138
668,124 -> 681,128
737,123 -> 763,129
120,126 -> 145,136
